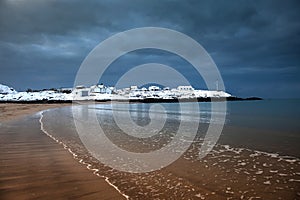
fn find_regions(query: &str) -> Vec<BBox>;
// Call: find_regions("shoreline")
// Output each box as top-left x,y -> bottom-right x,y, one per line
0,96 -> 262,105
0,103 -> 71,122
0,97 -> 262,122
1,102 -> 299,199
0,103 -> 126,199
37,104 -> 300,199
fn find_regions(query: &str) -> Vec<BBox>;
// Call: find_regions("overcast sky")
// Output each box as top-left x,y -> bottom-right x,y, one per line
0,0 -> 299,98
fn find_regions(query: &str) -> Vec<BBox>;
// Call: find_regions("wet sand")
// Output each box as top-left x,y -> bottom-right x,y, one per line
0,103 -> 71,122
0,104 -> 125,199
39,106 -> 300,199
1,103 -> 299,199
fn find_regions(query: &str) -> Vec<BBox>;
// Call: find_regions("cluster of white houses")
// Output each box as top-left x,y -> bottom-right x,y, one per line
72,84 -> 231,101
0,82 -> 259,102
0,83 -> 232,102
73,84 -> 114,100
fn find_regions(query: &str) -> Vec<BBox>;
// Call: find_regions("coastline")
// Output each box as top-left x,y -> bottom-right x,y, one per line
0,103 -> 126,199
36,103 -> 300,199
1,101 -> 299,199
0,103 -> 71,122
0,96 -> 262,122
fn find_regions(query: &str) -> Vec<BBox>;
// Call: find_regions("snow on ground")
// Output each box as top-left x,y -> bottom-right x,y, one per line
194,90 -> 231,98
0,91 -> 73,101
0,84 -> 17,94
0,83 -> 72,101
128,89 -> 231,99
0,83 -> 232,101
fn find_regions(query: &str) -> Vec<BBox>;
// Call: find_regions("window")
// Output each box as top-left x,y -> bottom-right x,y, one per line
81,91 -> 89,97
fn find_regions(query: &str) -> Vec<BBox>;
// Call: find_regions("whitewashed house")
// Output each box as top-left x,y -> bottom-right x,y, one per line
177,85 -> 194,91
149,86 -> 160,91
90,84 -> 113,94
130,85 -> 138,91
72,85 -> 91,100
72,84 -> 114,100
89,84 -> 113,100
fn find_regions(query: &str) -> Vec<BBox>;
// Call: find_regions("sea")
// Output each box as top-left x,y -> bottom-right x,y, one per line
38,99 -> 300,199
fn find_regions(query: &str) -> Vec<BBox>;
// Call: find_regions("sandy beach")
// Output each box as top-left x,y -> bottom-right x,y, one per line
0,103 -> 72,122
0,103 -> 126,199
1,102 -> 299,199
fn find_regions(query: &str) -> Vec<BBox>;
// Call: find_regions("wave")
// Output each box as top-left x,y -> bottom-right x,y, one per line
36,106 -> 300,199
38,110 -> 129,200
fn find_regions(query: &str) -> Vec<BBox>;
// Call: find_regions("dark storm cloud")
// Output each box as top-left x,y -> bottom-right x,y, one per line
0,0 -> 299,97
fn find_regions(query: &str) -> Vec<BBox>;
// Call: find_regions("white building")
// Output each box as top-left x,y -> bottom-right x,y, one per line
72,84 -> 114,100
90,84 -> 113,94
149,86 -> 160,91
130,85 -> 138,90
72,85 -> 91,100
177,85 -> 194,91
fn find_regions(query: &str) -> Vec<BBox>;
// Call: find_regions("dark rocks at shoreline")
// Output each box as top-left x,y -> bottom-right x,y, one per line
0,97 -> 263,104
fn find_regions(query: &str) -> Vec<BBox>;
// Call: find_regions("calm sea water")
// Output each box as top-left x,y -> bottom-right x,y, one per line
226,99 -> 300,133
222,99 -> 300,156
42,99 -> 300,156
107,99 -> 300,131
39,99 -> 300,199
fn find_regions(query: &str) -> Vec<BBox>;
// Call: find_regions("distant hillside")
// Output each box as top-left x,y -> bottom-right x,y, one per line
0,84 -> 17,94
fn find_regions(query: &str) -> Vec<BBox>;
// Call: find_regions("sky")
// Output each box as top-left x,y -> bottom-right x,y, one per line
0,0 -> 299,98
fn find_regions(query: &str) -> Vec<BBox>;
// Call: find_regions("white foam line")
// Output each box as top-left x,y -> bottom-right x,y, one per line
39,111 -> 129,200
219,144 -> 300,162
288,179 -> 300,182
